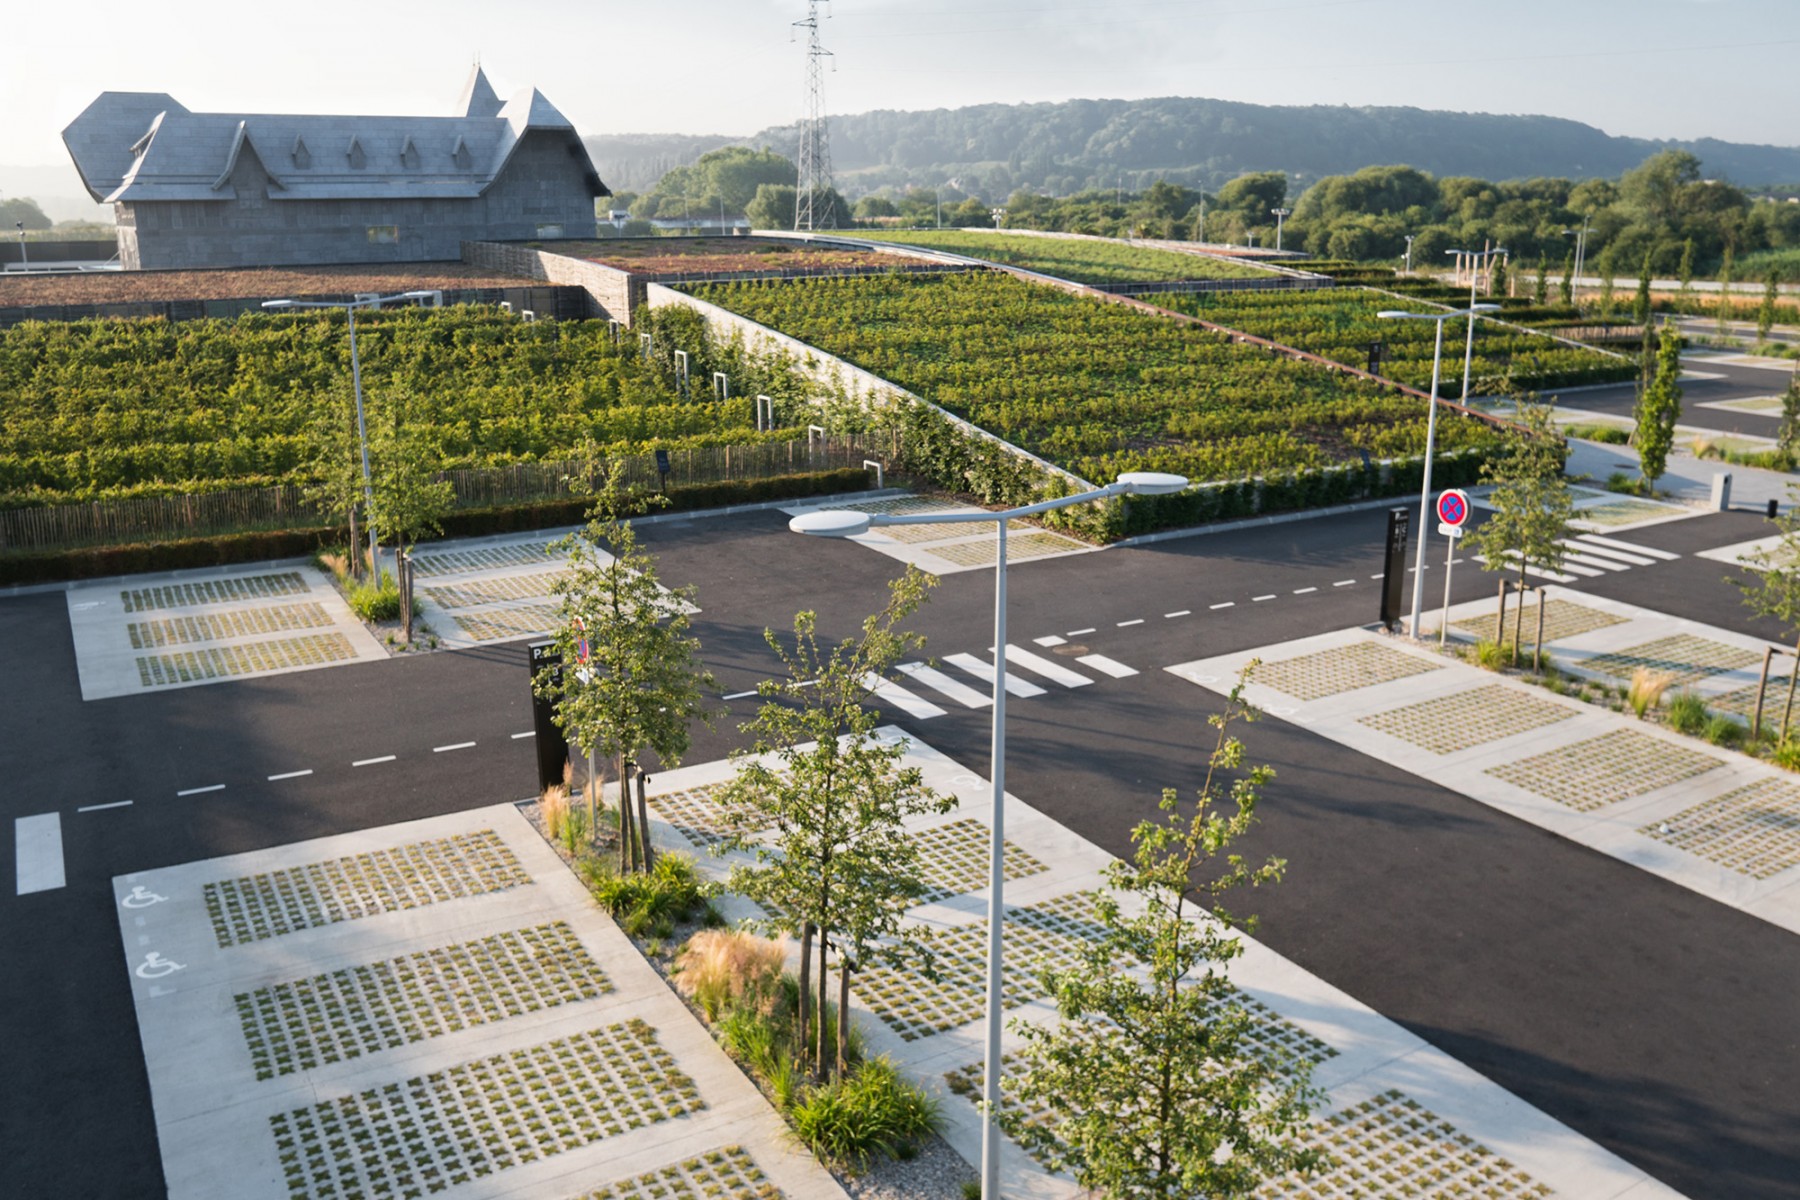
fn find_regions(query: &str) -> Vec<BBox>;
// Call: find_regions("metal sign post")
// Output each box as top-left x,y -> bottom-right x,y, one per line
1380,508 -> 1411,631
527,641 -> 568,793
1434,489 -> 1471,646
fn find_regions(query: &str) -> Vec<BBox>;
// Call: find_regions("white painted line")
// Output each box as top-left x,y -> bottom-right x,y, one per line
1033,635 -> 1067,647
511,731 -> 536,740
1574,533 -> 1678,561
1334,579 -> 1356,587
1004,644 -> 1094,688
721,690 -> 759,700
863,672 -> 947,719
267,770 -> 313,782
1210,601 -> 1235,609
1555,549 -> 1627,573
77,800 -> 133,813
1293,587 -> 1318,595
353,755 -> 397,767
176,785 -> 224,797
1076,653 -> 1138,679
897,662 -> 992,708
945,652 -> 1047,698
15,814 -> 65,894
1164,610 -> 1191,618
1370,573 -> 1385,580
1253,594 -> 1277,602
1067,628 -> 1096,636
1117,619 -> 1145,627
1480,553 -> 1580,582
1565,538 -> 1659,566
434,742 -> 477,753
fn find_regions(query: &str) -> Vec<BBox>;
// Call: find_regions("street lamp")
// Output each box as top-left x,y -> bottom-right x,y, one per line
14,221 -> 25,269
1444,247 -> 1505,403
790,470 -> 1189,1200
1379,304 -> 1499,639
1562,220 -> 1594,294
990,207 -> 1006,231
1270,207 -> 1291,252
1403,234 -> 1415,274
261,290 -> 435,575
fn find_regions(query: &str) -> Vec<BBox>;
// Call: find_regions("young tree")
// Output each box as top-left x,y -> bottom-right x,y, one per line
1490,254 -> 1509,298
1559,248 -> 1575,306
367,390 -> 455,641
1001,669 -> 1324,1199
1633,328 -> 1684,495
299,380 -> 367,580
1634,251 -> 1654,326
1533,252 -> 1549,306
721,568 -> 950,1080
1779,367 -> 1800,461
540,464 -> 714,867
1759,270 -> 1780,343
1735,486 -> 1800,740
1596,244 -> 1618,320
1717,244 -> 1735,337
1463,399 -> 1573,662
1676,238 -> 1695,303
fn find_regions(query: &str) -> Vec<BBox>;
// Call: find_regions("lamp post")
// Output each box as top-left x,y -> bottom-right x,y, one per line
1270,207 -> 1291,252
790,470 -> 1189,1199
14,221 -> 25,269
261,290 -> 435,575
1404,234 -> 1415,274
1563,220 -> 1594,294
1379,305 -> 1499,639
1444,247 -> 1505,403
990,207 -> 1006,231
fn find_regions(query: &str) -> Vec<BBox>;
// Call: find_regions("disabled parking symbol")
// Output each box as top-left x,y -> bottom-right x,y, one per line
120,886 -> 167,909
135,952 -> 186,980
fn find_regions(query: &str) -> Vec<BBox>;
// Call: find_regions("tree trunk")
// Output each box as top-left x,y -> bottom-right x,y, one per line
797,922 -> 814,1077
836,955 -> 852,1079
1495,579 -> 1508,658
347,507 -> 362,581
817,932 -> 833,1080
617,756 -> 634,873
400,548 -> 414,643
1534,587 -> 1548,673
1783,636 -> 1800,743
635,766 -> 655,871
1512,575 -> 1526,665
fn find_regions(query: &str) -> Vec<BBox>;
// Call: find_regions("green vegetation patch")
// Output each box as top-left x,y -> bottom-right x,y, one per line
853,230 -> 1274,284
1150,287 -> 1635,396
688,272 -> 1505,485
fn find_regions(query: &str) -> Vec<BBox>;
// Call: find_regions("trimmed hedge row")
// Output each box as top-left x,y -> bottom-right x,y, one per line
0,468 -> 871,586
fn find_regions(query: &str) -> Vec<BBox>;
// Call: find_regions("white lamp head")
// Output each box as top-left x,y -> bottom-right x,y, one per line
1377,310 -> 1422,320
1116,471 -> 1189,496
1470,303 -> 1502,313
261,299 -> 294,310
789,510 -> 873,538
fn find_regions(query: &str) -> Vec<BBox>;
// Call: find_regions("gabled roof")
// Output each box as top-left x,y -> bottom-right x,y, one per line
62,70 -> 606,205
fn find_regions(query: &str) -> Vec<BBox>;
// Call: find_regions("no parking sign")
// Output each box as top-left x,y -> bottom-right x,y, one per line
1436,489 -> 1469,538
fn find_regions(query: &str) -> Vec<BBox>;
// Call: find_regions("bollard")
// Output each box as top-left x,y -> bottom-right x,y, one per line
1770,498 -> 1781,520
1711,472 -> 1732,512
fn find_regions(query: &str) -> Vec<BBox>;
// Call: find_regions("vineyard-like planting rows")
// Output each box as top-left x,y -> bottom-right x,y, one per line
686,271 -> 1505,484
851,230 -> 1275,285
0,307 -> 789,506
1149,287 -> 1637,397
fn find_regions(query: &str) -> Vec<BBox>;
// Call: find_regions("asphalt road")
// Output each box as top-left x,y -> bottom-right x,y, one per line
5,503 -> 1800,1200
1552,356 -> 1794,439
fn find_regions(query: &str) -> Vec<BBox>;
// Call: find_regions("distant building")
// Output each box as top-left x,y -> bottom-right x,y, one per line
62,67 -> 606,270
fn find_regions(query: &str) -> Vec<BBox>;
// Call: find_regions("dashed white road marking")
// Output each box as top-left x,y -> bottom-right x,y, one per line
1371,573 -> 1385,580
176,785 -> 224,797
433,742 -> 476,753
15,814 -> 65,895
1294,587 -> 1318,595
1253,594 -> 1277,602
721,690 -> 759,701
78,800 -> 133,813
267,770 -> 313,782
1210,602 -> 1235,610
1164,610 -> 1191,618
510,731 -> 537,739
1077,654 -> 1138,679
1334,579 -> 1356,587
863,672 -> 947,719
1004,644 -> 1093,688
1033,635 -> 1067,647
353,755 -> 396,767
897,662 -> 992,708
1067,628 -> 1096,636
1117,618 -> 1145,627
945,653 -> 1047,698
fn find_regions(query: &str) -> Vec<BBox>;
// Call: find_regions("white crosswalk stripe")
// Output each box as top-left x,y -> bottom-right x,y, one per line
1573,533 -> 1678,561
1077,653 -> 1138,678
1003,644 -> 1094,688
863,673 -> 946,719
945,653 -> 1047,698
878,643 -> 1143,719
897,662 -> 992,708
1567,536 -> 1660,565
1480,534 -> 1678,583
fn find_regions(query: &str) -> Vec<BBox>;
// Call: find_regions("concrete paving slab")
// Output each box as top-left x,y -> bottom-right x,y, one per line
780,496 -> 1096,576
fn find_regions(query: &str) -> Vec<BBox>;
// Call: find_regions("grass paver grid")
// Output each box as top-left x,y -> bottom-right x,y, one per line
1707,674 -> 1798,723
121,571 -> 310,613
1450,599 -> 1628,647
573,1146 -> 783,1200
268,1019 -> 703,1200
858,915 -> 1092,1041
1486,728 -> 1725,813
203,830 -> 532,947
876,518 -> 1036,545
1572,498 -> 1679,527
1358,684 -> 1575,755
913,817 -> 1048,902
135,631 -> 355,687
424,570 -> 563,610
930,531 -> 1087,568
127,601 -> 336,649
451,603 -> 561,643
410,544 -> 555,578
1255,641 -> 1443,702
1580,634 -> 1761,689
647,782 -> 763,848
236,922 -> 613,1079
839,497 -> 967,516
1641,776 -> 1800,879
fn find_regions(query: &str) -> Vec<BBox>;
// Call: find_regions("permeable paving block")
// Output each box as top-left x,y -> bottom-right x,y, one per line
646,783 -> 765,848
911,817 -> 1047,902
127,602 -> 335,649
1582,634 -> 1761,689
267,1019 -> 702,1200
122,572 -> 310,613
452,602 -> 561,643
930,531 -> 1086,567
877,517 -> 1035,544
1255,640 -> 1442,702
1451,598 -> 1628,647
411,543 -> 556,577
203,830 -> 531,947
424,570 -> 564,610
1574,499 -> 1680,527
236,922 -> 612,1079
1486,728 -> 1725,812
1358,684 -> 1575,755
135,632 -> 357,688
1640,777 -> 1800,879
572,1146 -> 783,1200
1710,674 -> 1799,722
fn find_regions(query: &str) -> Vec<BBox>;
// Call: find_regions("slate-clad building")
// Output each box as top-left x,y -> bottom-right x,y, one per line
63,68 -> 606,269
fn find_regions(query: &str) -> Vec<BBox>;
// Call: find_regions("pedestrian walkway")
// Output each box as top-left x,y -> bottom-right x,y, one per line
644,732 -> 1683,1200
67,560 -> 386,701
780,495 -> 1095,576
868,636 -> 1140,720
116,805 -> 846,1200
1169,599 -> 1800,937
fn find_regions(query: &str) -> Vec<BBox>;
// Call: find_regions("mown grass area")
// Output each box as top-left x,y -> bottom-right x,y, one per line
849,230 -> 1276,285
686,271 -> 1505,484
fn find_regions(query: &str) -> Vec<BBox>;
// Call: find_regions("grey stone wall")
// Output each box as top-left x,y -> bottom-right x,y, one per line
461,241 -> 636,322
121,131 -> 598,270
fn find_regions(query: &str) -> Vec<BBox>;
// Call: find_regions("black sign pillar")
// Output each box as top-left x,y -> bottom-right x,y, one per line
1380,507 -> 1411,631
654,448 -> 672,492
1367,339 -> 1385,376
527,640 -> 568,793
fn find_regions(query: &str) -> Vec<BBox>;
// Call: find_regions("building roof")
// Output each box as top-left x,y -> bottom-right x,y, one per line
63,67 -> 605,205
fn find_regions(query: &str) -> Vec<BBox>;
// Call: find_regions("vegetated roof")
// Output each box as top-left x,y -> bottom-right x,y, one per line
62,66 -> 605,205
0,262 -> 537,306
564,237 -> 906,276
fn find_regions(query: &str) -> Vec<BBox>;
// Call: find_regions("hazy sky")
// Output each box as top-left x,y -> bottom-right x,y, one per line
6,0 -> 1796,169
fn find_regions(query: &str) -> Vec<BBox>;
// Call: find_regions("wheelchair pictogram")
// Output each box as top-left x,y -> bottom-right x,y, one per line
121,886 -> 168,909
135,952 -> 186,980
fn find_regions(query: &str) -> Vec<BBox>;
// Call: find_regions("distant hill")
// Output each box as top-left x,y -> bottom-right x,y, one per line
586,96 -> 1800,199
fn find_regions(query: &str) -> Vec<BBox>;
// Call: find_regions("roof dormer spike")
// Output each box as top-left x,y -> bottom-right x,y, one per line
456,63 -> 501,119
